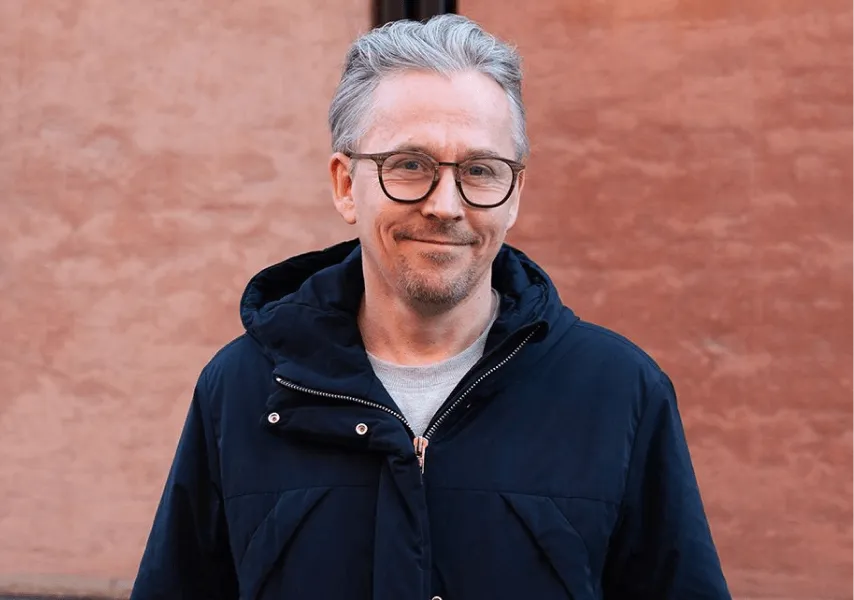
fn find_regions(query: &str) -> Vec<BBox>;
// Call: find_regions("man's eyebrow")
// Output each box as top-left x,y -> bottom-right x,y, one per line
459,148 -> 506,160
388,143 -> 508,160
388,143 -> 437,155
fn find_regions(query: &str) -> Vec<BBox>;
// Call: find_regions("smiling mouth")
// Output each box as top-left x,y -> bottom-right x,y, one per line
409,239 -> 470,246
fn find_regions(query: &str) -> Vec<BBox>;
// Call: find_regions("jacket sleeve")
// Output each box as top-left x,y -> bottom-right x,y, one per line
130,373 -> 239,600
602,372 -> 731,599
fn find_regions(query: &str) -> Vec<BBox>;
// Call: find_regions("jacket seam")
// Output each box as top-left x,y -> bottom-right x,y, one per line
225,484 -> 370,501
549,496 -> 593,558
195,368 -> 225,492
225,486 -> 619,504
614,375 -> 667,524
429,487 -> 619,505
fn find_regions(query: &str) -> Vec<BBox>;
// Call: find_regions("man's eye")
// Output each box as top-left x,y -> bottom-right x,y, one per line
466,164 -> 493,177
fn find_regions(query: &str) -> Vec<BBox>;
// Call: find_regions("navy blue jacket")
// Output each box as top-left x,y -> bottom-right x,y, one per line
131,239 -> 731,599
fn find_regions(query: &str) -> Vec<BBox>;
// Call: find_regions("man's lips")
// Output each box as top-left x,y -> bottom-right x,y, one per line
407,238 -> 470,246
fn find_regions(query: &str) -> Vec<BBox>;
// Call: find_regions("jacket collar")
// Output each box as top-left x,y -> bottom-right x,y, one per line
240,238 -> 568,396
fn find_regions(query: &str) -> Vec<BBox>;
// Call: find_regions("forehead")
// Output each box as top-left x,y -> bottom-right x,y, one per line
360,70 -> 515,157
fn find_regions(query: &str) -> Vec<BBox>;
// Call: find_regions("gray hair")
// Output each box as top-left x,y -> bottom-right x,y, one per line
328,14 -> 528,161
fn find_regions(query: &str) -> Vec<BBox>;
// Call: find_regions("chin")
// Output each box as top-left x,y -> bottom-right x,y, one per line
413,249 -> 459,266
404,287 -> 468,307
398,272 -> 473,307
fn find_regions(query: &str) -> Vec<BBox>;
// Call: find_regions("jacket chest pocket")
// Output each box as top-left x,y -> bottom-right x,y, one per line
500,493 -> 598,599
231,487 -> 331,599
429,489 -> 600,600
227,486 -> 377,599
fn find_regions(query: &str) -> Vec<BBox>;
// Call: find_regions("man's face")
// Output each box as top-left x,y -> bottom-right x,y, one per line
330,70 -> 525,309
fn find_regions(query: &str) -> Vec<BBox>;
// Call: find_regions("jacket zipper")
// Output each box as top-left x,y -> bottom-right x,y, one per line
273,324 -> 539,475
274,376 -> 416,435
416,325 -> 540,471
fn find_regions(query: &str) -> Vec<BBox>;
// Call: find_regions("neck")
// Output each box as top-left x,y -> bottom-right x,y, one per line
359,277 -> 496,366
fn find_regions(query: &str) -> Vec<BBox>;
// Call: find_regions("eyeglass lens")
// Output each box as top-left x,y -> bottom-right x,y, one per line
379,152 -> 514,207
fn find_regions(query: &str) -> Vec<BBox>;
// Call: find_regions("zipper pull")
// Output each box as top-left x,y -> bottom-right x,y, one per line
413,436 -> 429,473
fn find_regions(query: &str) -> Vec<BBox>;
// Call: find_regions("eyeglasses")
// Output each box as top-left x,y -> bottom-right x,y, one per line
345,150 -> 525,209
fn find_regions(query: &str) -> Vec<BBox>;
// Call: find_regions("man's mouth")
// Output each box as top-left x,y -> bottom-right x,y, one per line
408,238 -> 470,246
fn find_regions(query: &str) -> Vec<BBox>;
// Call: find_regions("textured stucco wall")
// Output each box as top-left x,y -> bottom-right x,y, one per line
462,1 -> 853,599
0,1 -> 367,596
0,0 -> 851,598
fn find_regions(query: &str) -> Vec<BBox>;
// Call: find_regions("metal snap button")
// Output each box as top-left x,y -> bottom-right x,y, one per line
267,412 -> 280,424
431,596 -> 443,600
355,423 -> 368,435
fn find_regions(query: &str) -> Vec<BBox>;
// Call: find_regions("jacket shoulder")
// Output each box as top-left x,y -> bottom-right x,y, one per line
559,316 -> 666,378
201,333 -> 269,379
195,334 -> 273,413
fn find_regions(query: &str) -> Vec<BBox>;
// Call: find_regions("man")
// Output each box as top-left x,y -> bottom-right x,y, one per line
131,14 -> 731,600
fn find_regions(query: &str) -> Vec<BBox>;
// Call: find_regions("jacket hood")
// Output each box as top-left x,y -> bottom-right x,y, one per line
239,238 -> 571,395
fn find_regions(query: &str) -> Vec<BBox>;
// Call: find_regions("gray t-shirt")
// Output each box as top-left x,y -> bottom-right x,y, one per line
367,290 -> 500,436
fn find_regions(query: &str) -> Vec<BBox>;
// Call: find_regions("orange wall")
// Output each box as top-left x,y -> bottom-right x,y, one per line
0,1 -> 851,598
0,1 -> 367,596
463,1 -> 853,598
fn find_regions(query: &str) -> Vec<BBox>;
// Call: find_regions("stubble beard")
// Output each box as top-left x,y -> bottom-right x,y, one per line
396,251 -> 480,308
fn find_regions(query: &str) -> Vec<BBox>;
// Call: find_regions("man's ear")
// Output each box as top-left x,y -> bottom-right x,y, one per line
330,152 -> 356,224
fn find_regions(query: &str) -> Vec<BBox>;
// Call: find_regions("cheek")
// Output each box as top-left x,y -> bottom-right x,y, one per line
353,198 -> 396,250
351,182 -> 383,227
471,212 -> 513,246
354,169 -> 385,196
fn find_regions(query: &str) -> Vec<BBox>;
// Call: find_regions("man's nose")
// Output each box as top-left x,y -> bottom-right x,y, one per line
420,166 -> 465,220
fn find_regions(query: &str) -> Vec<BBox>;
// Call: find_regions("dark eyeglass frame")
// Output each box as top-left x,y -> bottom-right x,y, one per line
345,150 -> 526,209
